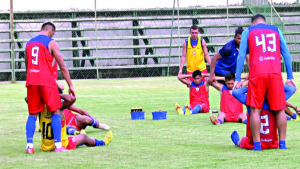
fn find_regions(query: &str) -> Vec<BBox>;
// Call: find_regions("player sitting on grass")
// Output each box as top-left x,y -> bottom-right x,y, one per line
209,73 -> 247,125
175,70 -> 210,115
40,104 -> 113,151
230,83 -> 296,150
285,101 -> 300,120
58,83 -> 110,135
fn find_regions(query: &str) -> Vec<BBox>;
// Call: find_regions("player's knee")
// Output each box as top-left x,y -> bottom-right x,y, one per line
85,117 -> 93,124
66,95 -> 76,105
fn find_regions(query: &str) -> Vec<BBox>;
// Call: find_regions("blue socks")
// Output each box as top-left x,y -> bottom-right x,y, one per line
286,116 -> 292,121
292,113 -> 297,119
67,126 -> 77,135
231,131 -> 240,146
218,119 -> 223,124
191,105 -> 202,114
279,140 -> 288,150
243,119 -> 247,124
252,141 -> 262,151
88,116 -> 98,128
95,139 -> 105,146
51,114 -> 62,143
26,115 -> 37,144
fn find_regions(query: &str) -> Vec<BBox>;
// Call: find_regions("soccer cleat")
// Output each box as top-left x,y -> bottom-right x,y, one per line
210,115 -> 220,125
185,103 -> 191,115
26,147 -> 35,154
103,131 -> 113,146
74,131 -> 80,136
80,130 -> 86,135
54,147 -> 68,152
99,123 -> 110,130
231,131 -> 240,146
175,104 -> 184,115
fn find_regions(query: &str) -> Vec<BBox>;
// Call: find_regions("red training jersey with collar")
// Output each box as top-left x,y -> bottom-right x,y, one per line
220,85 -> 243,115
189,81 -> 210,109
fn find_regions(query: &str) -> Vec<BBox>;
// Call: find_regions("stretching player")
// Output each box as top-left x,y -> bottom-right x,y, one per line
209,73 -> 247,125
176,70 -> 210,115
235,14 -> 295,150
25,22 -> 75,153
231,84 -> 296,150
40,105 -> 113,151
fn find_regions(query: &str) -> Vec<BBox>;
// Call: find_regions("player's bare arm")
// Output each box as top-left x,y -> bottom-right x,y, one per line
69,105 -> 92,117
178,74 -> 192,87
208,52 -> 222,83
49,40 -> 76,97
178,41 -> 187,75
201,39 -> 211,65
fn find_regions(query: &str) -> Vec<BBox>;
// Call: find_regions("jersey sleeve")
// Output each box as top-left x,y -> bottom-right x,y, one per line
232,87 -> 248,105
235,29 -> 249,81
279,29 -> 294,80
219,41 -> 233,58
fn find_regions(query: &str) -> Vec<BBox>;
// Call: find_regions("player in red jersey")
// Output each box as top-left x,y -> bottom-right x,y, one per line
25,22 -> 76,154
235,14 -> 296,150
209,73 -> 247,125
230,84 -> 296,150
176,70 -> 211,115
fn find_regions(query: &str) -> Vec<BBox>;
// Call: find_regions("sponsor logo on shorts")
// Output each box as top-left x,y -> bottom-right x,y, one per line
261,139 -> 272,142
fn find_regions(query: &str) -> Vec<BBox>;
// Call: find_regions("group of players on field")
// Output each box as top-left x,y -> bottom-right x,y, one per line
24,13 -> 297,153
175,14 -> 298,151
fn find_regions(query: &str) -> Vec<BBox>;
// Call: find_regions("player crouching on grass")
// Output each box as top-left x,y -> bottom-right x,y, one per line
209,73 -> 247,125
175,70 -> 210,115
230,82 -> 296,150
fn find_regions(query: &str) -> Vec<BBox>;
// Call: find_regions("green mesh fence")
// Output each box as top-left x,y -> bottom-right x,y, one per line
0,0 -> 300,81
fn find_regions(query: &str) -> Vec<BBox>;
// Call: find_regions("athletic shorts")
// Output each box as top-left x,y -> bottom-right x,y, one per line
246,74 -> 285,110
225,112 -> 244,122
27,85 -> 61,114
66,114 -> 80,131
199,104 -> 209,113
239,137 -> 253,150
187,69 -> 207,82
66,137 -> 77,150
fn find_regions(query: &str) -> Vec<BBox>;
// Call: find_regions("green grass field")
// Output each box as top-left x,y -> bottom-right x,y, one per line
1,74 -> 300,169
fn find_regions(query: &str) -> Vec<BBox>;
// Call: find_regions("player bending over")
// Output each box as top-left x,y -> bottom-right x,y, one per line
40,105 -> 113,151
209,73 -> 247,125
175,70 -> 210,115
230,84 -> 296,150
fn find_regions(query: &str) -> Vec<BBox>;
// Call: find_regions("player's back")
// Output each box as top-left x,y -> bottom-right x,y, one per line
25,34 -> 57,88
220,86 -> 243,115
247,23 -> 282,78
40,106 -> 69,151
189,81 -> 209,109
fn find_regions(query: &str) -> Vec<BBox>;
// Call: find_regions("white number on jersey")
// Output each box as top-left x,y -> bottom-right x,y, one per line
255,33 -> 276,53
260,114 -> 270,135
31,46 -> 39,65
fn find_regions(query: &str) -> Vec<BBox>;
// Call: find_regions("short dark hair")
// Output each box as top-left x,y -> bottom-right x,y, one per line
190,25 -> 199,31
235,27 -> 244,36
225,72 -> 235,81
251,14 -> 266,23
192,70 -> 202,78
41,21 -> 56,31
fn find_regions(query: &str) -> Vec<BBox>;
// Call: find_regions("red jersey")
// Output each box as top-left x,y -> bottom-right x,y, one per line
241,109 -> 278,150
189,81 -> 210,109
25,35 -> 57,88
248,23 -> 281,78
220,86 -> 243,115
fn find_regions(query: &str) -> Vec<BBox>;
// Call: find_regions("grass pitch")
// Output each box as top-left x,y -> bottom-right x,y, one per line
1,74 -> 300,168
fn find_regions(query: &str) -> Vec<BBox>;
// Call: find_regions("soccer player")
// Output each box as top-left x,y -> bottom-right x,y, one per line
285,101 -> 300,120
235,14 -> 295,150
175,70 -> 210,115
40,105 -> 113,151
230,84 -> 296,150
208,27 -> 244,85
209,73 -> 247,125
25,21 -> 76,153
178,25 -> 211,84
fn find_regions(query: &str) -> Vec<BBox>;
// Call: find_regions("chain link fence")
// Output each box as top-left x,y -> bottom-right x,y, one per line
0,0 -> 299,81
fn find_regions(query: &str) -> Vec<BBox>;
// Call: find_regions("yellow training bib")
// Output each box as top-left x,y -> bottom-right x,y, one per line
186,36 -> 206,72
40,106 -> 69,151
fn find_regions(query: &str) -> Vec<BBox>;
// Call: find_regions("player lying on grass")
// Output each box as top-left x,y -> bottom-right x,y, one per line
40,104 -> 113,151
57,83 -> 110,135
209,73 -> 247,125
230,84 -> 296,150
175,70 -> 211,115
